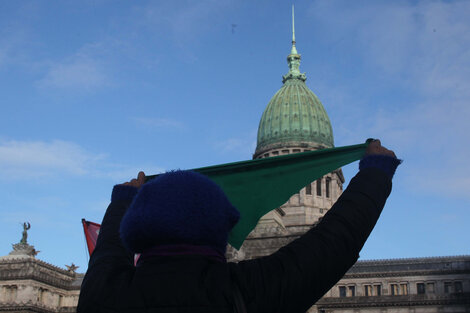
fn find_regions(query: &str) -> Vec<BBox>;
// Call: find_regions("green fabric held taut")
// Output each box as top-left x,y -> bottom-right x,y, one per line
146,140 -> 371,249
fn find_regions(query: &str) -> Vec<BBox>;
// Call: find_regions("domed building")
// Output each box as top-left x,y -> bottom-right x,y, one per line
225,14 -> 470,313
254,38 -> 334,156
227,15 -> 344,261
1,11 -> 469,313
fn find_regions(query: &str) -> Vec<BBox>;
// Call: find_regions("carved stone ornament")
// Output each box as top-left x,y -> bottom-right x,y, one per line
66,263 -> 79,273
10,242 -> 38,257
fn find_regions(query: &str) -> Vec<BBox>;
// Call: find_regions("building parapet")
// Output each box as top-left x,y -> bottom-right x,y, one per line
346,255 -> 470,276
317,292 -> 470,308
0,258 -> 81,291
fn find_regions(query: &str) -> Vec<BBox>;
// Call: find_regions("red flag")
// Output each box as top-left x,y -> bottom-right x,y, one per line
82,219 -> 101,255
82,218 -> 140,265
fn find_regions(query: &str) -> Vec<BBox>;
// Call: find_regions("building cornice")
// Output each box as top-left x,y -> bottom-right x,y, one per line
342,269 -> 470,279
0,257 -> 77,276
355,255 -> 470,265
317,293 -> 470,308
0,302 -> 76,312
341,255 -> 470,278
0,258 -> 83,290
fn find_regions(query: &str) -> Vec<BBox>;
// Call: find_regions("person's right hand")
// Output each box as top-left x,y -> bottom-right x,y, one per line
122,171 -> 146,189
366,140 -> 396,158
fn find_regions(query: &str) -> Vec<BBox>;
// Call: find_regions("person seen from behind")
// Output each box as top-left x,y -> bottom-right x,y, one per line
78,139 -> 400,313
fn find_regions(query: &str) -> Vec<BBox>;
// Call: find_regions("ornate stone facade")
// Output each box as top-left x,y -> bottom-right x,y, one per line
0,241 -> 82,313
1,246 -> 468,312
314,256 -> 470,313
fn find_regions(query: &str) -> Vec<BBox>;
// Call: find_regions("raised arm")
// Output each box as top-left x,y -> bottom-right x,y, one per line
78,172 -> 145,312
233,141 -> 400,313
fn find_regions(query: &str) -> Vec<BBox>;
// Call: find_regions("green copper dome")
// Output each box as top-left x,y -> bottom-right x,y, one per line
254,18 -> 334,158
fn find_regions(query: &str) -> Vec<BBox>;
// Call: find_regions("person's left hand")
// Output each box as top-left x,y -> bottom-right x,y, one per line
122,171 -> 146,189
366,140 -> 396,158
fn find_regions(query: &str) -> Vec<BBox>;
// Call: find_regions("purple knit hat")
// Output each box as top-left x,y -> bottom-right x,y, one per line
119,170 -> 240,254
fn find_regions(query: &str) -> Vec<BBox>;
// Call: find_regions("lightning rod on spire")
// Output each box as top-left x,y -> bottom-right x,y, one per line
292,5 -> 296,44
290,4 -> 298,55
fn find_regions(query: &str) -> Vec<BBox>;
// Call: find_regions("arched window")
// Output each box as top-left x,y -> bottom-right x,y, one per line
326,177 -> 331,198
305,183 -> 312,195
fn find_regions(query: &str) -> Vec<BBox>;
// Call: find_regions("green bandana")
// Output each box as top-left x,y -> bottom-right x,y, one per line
147,140 -> 371,249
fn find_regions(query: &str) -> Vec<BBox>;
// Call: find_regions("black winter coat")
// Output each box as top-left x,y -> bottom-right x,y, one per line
78,168 -> 392,313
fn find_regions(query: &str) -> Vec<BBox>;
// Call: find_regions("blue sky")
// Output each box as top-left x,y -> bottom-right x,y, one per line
0,0 -> 469,272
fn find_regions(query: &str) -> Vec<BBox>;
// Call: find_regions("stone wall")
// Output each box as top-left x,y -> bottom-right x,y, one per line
315,256 -> 470,313
0,256 -> 81,313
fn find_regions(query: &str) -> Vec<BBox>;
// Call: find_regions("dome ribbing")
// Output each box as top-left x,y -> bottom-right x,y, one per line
254,19 -> 334,158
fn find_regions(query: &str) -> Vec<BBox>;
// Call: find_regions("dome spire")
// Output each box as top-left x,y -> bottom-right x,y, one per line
291,5 -> 298,55
283,5 -> 306,83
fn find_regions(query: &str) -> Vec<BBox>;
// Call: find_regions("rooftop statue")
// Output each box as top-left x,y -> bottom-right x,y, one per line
7,222 -> 38,257
20,222 -> 31,244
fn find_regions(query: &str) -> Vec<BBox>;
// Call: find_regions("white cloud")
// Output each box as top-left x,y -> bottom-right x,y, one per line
410,169 -> 470,200
132,0 -> 235,45
0,139 -> 105,178
37,58 -> 108,90
0,139 -> 164,182
0,27 -> 34,70
307,1 -> 470,199
216,138 -> 248,152
214,130 -> 257,157
35,39 -> 121,91
0,3 -> 37,69
308,1 -> 470,95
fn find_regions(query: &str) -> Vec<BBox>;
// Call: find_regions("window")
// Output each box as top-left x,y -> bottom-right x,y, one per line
426,283 -> 435,293
374,285 -> 382,296
455,281 -> 463,293
326,177 -> 331,198
275,208 -> 286,216
293,149 -> 301,153
316,178 -> 322,196
38,288 -> 44,303
417,283 -> 425,294
305,184 -> 312,195
391,283 -> 408,295
272,151 -> 279,156
339,285 -> 355,297
282,149 -> 289,154
400,284 -> 408,295
365,284 -> 382,296
263,153 -> 269,158
444,282 -> 453,294
2,286 -> 17,302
